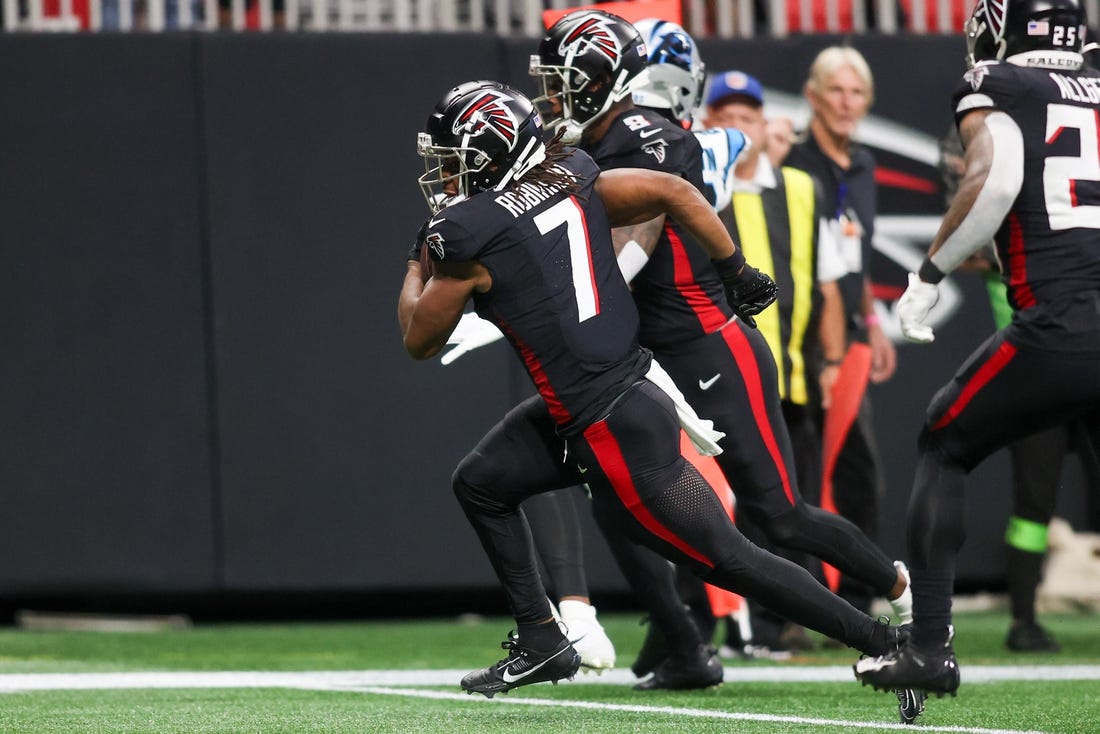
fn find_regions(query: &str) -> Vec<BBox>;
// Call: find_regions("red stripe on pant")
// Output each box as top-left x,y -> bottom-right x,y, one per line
719,323 -> 795,505
931,341 -> 1018,431
583,420 -> 714,568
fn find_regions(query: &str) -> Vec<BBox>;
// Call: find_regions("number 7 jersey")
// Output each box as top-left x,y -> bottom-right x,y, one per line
954,60 -> 1100,350
420,148 -> 650,435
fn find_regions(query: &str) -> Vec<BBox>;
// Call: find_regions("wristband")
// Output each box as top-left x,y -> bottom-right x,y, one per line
824,357 -> 844,367
918,258 -> 946,284
617,239 -> 649,282
711,248 -> 747,279
864,312 -> 881,328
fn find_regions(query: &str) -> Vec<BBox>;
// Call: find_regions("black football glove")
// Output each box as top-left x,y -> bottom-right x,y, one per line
712,252 -> 779,329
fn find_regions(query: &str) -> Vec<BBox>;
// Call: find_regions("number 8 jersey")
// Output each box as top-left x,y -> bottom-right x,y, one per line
954,60 -> 1100,350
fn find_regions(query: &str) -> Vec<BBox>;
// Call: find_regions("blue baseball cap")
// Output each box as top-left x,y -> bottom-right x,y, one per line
706,70 -> 764,107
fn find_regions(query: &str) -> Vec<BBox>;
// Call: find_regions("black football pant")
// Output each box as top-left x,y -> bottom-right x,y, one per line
907,328 -> 1100,649
524,488 -> 589,601
655,320 -> 898,596
452,380 -> 887,654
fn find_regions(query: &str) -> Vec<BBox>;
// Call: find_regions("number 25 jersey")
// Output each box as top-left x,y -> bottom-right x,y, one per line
954,60 -> 1100,350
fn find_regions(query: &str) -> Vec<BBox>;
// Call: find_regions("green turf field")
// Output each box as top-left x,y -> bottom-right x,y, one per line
0,609 -> 1098,733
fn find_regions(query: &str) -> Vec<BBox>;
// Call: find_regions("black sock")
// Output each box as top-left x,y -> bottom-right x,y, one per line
911,569 -> 954,650
517,620 -> 565,652
1006,546 -> 1044,625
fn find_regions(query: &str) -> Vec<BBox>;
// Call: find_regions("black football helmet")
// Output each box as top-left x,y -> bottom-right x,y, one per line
965,0 -> 1086,68
417,81 -> 546,213
530,9 -> 649,143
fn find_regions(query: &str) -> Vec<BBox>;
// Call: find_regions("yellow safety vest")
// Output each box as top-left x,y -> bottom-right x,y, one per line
722,166 -> 819,405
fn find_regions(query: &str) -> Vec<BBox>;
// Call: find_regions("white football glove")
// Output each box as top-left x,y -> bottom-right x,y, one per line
440,312 -> 504,365
896,272 -> 939,344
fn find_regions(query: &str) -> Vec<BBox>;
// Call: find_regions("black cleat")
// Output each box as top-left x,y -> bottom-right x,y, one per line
896,686 -> 927,725
865,616 -> 910,657
460,631 -> 581,699
630,618 -> 670,678
854,627 -> 960,698
633,644 -> 723,691
1006,621 -> 1061,652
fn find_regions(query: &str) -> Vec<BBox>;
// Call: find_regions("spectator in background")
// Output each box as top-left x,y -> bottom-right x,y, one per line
699,74 -> 919,693
782,46 -> 896,620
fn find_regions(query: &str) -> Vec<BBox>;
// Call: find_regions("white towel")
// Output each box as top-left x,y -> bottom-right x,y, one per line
645,358 -> 725,457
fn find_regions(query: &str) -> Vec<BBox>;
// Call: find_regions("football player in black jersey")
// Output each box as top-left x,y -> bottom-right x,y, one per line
400,80 -> 909,699
855,0 -> 1100,698
531,8 -> 917,694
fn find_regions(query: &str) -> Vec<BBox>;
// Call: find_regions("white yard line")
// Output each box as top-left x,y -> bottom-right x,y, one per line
355,686 -> 1049,734
1,665 -> 1099,692
1,667 -> 1093,734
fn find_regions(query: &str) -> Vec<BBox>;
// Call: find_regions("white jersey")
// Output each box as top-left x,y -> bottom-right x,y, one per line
694,126 -> 749,212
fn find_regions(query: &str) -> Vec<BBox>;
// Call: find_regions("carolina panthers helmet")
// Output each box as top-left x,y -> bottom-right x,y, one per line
965,0 -> 1086,68
530,10 -> 649,144
631,18 -> 706,124
417,81 -> 546,213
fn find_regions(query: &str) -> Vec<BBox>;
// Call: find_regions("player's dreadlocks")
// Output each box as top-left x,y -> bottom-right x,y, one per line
512,129 -> 586,197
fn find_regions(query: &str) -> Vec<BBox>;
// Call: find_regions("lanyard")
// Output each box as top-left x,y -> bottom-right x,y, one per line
836,181 -> 848,219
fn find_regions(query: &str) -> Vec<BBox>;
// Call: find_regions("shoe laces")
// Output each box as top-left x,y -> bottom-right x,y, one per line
499,631 -> 526,661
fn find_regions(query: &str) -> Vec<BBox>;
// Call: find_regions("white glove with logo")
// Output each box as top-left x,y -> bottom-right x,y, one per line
440,312 -> 505,365
896,272 -> 940,344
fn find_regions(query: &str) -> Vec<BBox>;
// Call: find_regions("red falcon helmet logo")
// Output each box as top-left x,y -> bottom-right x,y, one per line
978,0 -> 1008,41
560,16 -> 622,66
454,91 -> 518,147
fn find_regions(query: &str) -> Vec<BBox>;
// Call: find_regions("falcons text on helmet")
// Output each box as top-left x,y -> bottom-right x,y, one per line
454,91 -> 518,146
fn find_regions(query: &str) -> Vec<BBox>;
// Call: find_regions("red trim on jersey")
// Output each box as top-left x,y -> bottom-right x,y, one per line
666,222 -> 728,333
1046,125 -> 1065,144
583,420 -> 714,567
1006,213 -> 1037,309
506,326 -> 573,425
571,196 -> 601,317
931,340 -> 1017,431
719,324 -> 795,505
874,167 -> 938,194
1071,178 -> 1079,207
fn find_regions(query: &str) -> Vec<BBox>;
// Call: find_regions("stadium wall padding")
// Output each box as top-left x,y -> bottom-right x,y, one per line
0,31 -> 1092,605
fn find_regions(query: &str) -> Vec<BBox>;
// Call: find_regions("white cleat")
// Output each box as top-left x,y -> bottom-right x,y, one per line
559,599 -> 616,673
890,561 -> 913,626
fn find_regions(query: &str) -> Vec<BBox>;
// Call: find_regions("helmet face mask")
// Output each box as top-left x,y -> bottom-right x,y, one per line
416,132 -> 479,213
530,10 -> 648,143
632,18 -> 705,123
417,81 -> 546,213
965,0 -> 1086,68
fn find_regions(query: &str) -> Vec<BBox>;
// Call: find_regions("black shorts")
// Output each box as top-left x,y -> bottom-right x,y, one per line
924,325 -> 1100,471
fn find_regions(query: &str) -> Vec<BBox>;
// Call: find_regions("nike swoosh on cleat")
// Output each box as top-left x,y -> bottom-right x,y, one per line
500,646 -> 570,684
